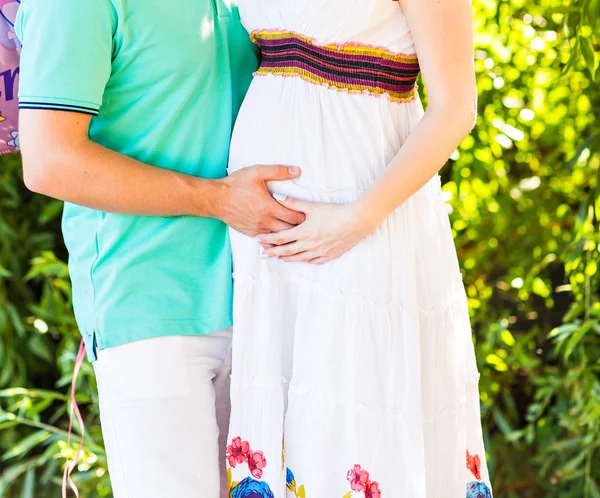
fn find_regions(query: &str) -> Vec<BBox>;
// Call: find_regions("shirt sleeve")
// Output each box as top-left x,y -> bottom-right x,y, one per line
15,0 -> 116,116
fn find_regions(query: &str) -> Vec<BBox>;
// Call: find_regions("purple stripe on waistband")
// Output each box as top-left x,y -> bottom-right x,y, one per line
257,37 -> 419,70
259,61 -> 417,94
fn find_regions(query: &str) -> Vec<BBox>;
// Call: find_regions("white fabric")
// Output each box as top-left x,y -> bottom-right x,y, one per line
93,330 -> 232,498
226,0 -> 492,497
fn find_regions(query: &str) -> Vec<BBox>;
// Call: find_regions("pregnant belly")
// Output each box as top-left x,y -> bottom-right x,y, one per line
228,76 -> 424,201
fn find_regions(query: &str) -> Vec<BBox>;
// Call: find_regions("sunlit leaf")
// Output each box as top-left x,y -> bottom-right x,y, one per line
580,35 -> 597,80
2,430 -> 52,461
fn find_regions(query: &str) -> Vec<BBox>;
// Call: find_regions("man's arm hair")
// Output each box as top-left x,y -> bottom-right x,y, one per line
20,109 -> 223,217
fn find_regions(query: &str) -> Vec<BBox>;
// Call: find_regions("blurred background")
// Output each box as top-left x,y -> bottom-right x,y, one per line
1,0 -> 599,496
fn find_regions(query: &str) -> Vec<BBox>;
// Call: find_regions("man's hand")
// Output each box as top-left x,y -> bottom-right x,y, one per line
214,165 -> 306,237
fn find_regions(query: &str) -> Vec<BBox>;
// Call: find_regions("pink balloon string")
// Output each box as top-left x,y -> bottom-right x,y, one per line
62,339 -> 86,498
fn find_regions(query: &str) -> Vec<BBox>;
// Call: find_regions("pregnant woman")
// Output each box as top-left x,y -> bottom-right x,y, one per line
226,0 -> 493,496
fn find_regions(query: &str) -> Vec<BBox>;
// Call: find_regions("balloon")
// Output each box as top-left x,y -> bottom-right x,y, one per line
0,0 -> 20,155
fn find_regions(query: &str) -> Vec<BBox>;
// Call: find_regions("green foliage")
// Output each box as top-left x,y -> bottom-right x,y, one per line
450,0 -> 600,496
0,0 -> 599,496
0,154 -> 111,496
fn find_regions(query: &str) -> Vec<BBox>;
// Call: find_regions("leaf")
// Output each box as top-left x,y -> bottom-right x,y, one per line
297,485 -> 306,498
39,458 -> 60,486
549,437 -> 584,452
502,390 -> 519,420
581,403 -> 600,424
586,0 -> 600,28
20,468 -> 35,498
6,303 -> 25,337
532,277 -> 551,298
494,0 -> 503,26
580,35 -> 597,80
563,300 -> 586,322
564,134 -> 600,169
2,430 -> 52,461
564,320 -> 598,360
29,396 -> 55,416
590,479 -> 600,498
560,451 -> 587,475
27,334 -> 54,364
0,457 -> 44,494
0,411 -> 16,425
547,6 -> 581,14
548,323 -> 579,340
37,200 -> 64,225
0,358 -> 14,386
0,421 -> 18,431
560,38 -> 580,77
0,387 -> 66,401
576,194 -> 592,230
492,408 -> 514,437
342,493 -> 352,498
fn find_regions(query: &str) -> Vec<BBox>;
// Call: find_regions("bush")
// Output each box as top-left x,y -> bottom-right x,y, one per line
1,0 -> 599,496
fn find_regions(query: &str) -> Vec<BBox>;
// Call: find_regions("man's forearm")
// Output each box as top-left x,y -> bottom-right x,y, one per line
19,109 -> 304,236
23,136 -> 225,218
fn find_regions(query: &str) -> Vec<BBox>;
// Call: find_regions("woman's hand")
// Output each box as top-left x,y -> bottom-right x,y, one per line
256,197 -> 378,264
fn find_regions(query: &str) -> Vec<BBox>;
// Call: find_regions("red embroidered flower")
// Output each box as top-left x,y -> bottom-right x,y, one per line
366,480 -> 381,498
466,450 -> 482,481
347,464 -> 370,492
248,450 -> 268,479
226,437 -> 251,468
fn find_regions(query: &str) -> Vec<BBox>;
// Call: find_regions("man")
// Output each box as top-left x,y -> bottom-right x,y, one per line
16,0 -> 303,496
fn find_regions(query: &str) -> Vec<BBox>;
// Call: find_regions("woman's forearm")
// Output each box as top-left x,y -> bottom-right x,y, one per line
356,100 -> 477,227
354,0 -> 478,228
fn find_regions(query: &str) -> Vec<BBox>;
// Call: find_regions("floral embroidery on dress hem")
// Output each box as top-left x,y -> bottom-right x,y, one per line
344,464 -> 381,498
466,450 -> 492,498
230,477 -> 275,498
286,466 -> 307,497
227,437 -> 274,498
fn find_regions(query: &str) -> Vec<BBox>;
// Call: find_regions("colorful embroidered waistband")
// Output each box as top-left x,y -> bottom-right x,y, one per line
251,30 -> 420,103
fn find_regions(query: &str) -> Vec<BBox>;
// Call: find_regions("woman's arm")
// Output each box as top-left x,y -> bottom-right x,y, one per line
259,0 -> 477,263
356,0 -> 477,223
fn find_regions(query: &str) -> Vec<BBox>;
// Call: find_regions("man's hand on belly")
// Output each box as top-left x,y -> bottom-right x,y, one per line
211,165 -> 306,237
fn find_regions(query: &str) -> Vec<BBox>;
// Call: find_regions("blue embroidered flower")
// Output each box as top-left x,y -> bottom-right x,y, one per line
286,467 -> 296,491
231,477 -> 275,498
466,481 -> 492,498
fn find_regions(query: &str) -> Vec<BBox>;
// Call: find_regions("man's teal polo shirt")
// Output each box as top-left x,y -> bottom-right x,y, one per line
16,0 -> 258,359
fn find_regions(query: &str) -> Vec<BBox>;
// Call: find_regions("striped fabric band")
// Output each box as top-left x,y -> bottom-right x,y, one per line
251,30 -> 420,103
19,101 -> 99,116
